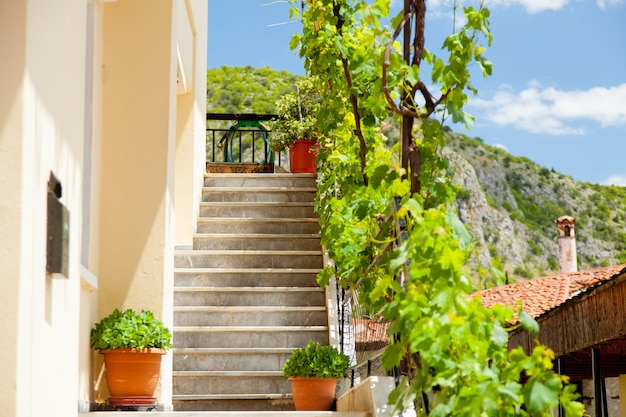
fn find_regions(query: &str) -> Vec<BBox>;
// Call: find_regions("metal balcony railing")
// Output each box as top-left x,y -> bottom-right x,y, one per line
206,113 -> 286,168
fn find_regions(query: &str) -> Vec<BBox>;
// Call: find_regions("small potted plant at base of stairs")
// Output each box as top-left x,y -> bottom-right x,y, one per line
282,340 -> 350,411
90,308 -> 173,406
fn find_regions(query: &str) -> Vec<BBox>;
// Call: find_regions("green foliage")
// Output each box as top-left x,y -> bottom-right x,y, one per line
266,76 -> 324,151
547,257 -> 559,271
513,265 -> 533,279
528,239 -> 542,256
90,308 -> 173,351
290,0 -> 582,415
456,187 -> 471,201
206,65 -> 300,117
508,187 -> 563,236
282,341 -> 350,378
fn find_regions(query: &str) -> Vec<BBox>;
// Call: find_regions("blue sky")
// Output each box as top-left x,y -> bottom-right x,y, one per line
208,0 -> 626,185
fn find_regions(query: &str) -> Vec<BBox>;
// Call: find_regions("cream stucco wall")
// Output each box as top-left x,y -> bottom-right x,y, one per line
0,4 -> 27,416
1,0 -> 90,415
96,0 -> 207,408
0,0 -> 208,415
97,0 -> 177,405
175,0 -> 208,248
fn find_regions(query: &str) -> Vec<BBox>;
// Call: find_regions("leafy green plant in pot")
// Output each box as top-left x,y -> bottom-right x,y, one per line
90,308 -> 172,404
268,77 -> 324,173
282,340 -> 350,411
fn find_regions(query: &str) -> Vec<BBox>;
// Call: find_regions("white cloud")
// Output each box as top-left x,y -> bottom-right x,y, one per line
506,0 -> 570,13
424,0 -> 570,14
470,82 -> 626,135
425,0 -> 622,14
492,143 -> 509,152
603,175 -> 626,186
597,0 -> 624,10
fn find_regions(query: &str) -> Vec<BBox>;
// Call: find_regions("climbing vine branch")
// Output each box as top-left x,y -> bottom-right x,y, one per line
289,0 -> 584,415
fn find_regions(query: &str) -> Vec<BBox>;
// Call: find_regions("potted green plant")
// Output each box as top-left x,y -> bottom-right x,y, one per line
90,308 -> 173,404
268,77 -> 323,173
282,340 -> 350,411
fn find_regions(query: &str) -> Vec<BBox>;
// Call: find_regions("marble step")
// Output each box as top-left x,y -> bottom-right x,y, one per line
173,325 -> 328,349
172,347 -> 293,372
171,395 -> 297,412
199,201 -> 316,218
202,187 -> 317,203
204,172 -> 317,188
192,233 -> 321,251
173,370 -> 289,397
173,306 -> 328,327
173,268 -> 320,288
174,286 -> 325,307
196,217 -> 320,234
174,250 -> 323,269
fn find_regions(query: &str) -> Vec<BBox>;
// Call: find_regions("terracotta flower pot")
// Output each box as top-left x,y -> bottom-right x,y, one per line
100,348 -> 165,398
289,139 -> 318,173
289,376 -> 338,411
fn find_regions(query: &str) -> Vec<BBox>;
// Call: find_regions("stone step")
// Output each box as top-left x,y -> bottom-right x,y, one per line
196,217 -> 320,234
173,370 -> 289,396
173,347 -> 293,372
174,268 -> 320,288
204,172 -> 317,188
175,250 -> 323,269
193,233 -> 321,251
202,187 -> 317,203
172,395 -> 296,412
172,371 -> 293,411
199,201 -> 316,218
174,287 -> 325,307
173,306 -> 327,327
173,325 -> 328,349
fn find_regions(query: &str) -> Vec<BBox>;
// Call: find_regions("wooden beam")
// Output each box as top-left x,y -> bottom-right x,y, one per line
509,271 -> 626,356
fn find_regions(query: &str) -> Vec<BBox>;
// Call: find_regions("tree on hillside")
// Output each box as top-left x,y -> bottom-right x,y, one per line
292,0 -> 583,415
206,65 -> 301,116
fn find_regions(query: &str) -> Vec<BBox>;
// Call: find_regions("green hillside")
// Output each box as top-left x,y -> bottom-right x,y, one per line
207,66 -> 301,116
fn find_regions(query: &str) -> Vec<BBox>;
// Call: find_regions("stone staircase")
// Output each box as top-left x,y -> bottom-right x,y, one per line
172,173 -> 329,412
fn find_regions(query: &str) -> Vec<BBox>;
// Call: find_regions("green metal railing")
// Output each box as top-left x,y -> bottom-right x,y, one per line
206,113 -> 286,166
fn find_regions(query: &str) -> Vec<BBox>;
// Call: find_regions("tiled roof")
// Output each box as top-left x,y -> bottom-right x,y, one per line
353,317 -> 390,346
477,264 -> 626,321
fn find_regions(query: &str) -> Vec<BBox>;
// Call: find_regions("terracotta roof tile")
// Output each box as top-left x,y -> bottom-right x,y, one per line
353,317 -> 390,346
477,264 -> 626,321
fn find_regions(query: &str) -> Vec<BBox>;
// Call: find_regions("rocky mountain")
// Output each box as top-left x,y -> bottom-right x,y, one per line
449,132 -> 626,287
207,66 -> 626,287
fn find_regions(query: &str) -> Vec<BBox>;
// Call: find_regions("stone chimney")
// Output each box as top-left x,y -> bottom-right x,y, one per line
555,216 -> 577,273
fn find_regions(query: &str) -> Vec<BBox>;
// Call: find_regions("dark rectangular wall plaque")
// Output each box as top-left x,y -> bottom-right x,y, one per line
47,173 -> 69,278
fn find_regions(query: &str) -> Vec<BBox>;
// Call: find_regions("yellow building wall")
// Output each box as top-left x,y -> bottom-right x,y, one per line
97,0 -> 177,405
96,0 -> 207,408
175,0 -> 208,248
